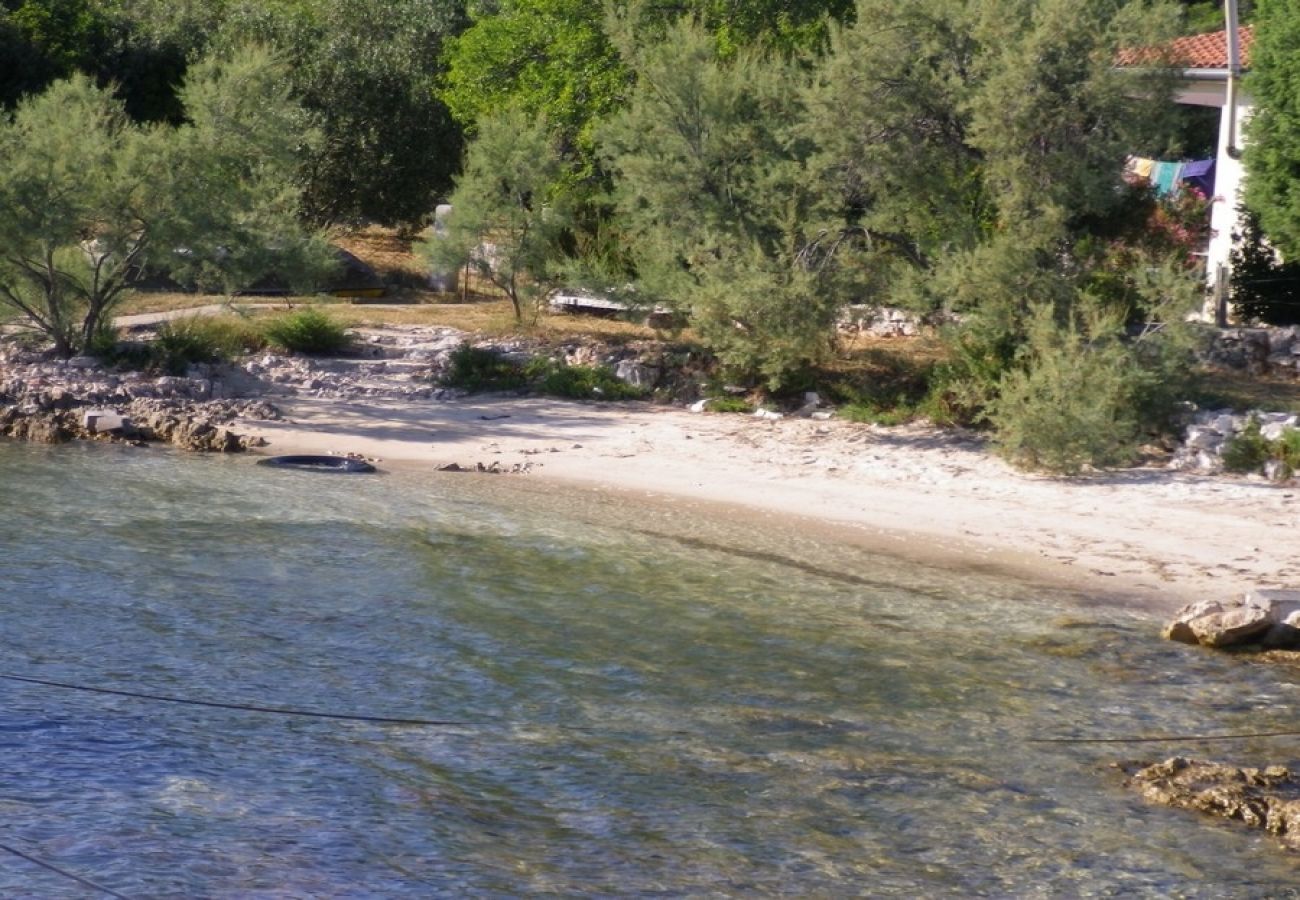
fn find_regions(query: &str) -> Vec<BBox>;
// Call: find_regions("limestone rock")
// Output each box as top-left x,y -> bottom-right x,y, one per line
1162,599 -> 1224,645
1123,757 -> 1300,850
1191,604 -> 1274,647
1165,589 -> 1300,649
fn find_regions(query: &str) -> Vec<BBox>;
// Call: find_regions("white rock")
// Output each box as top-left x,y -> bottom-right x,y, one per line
1211,414 -> 1240,434
1263,459 -> 1291,482
1185,427 -> 1224,451
1245,589 -> 1300,624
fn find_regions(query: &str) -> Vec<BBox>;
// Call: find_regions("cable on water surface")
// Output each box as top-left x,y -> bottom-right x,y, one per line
0,671 -> 482,728
1030,728 -> 1300,745
0,839 -> 132,899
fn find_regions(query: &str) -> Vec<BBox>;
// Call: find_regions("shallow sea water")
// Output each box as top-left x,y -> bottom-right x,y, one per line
0,440 -> 1298,897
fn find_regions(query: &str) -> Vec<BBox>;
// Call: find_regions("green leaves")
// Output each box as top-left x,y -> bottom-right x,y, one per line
441,0 -> 629,166
426,108 -> 572,321
1244,0 -> 1300,259
0,46 -> 334,356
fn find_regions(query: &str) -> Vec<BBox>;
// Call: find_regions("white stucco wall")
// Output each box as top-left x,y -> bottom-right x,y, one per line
1205,94 -> 1252,292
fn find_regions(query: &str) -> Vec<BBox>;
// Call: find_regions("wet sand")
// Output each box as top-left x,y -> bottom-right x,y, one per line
235,393 -> 1300,612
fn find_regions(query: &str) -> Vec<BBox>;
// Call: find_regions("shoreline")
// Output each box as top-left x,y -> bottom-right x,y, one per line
235,393 -> 1300,615
3,325 -> 1295,614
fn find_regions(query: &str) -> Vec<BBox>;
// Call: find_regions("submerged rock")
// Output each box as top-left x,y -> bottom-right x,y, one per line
1123,757 -> 1300,850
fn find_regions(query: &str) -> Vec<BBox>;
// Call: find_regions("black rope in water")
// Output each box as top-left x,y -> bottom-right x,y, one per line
1031,728 -> 1300,745
0,672 -> 481,728
0,839 -> 132,899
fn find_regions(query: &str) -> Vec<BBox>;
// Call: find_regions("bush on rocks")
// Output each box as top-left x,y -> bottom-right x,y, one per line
1220,416 -> 1300,480
262,308 -> 349,356
523,357 -> 646,401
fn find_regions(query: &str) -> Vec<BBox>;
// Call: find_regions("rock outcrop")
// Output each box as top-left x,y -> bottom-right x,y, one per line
1163,589 -> 1300,649
1170,408 -> 1299,478
1122,757 -> 1300,850
0,345 -> 274,452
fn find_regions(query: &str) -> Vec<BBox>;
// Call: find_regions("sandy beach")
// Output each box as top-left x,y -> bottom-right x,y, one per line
235,392 -> 1300,613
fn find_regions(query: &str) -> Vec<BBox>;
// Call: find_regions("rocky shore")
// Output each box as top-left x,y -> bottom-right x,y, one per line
0,325 -> 687,455
1122,757 -> 1300,851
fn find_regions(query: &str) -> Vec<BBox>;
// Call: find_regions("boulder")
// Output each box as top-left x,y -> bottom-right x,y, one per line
1165,589 -> 1300,648
614,359 -> 658,389
81,409 -> 131,434
1191,604 -> 1274,647
1162,599 -> 1225,644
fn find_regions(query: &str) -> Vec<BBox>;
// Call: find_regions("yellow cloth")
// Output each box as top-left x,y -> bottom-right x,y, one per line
1132,157 -> 1155,178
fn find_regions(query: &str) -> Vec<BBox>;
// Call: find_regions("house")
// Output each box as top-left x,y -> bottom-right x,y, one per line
1120,25 -> 1255,319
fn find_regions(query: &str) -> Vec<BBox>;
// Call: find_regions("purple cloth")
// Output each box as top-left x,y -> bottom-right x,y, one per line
1177,158 -> 1215,197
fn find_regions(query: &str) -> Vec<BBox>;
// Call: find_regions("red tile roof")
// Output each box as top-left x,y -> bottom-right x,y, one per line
1117,25 -> 1254,69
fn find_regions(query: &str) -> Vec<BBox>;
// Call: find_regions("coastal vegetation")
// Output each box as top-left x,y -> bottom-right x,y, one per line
440,341 -> 646,400
0,0 -> 1297,473
0,44 -> 334,357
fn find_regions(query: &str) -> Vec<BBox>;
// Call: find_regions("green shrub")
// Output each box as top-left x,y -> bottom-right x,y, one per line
1221,416 -> 1271,473
524,357 -> 646,401
839,402 -> 914,427
1278,428 -> 1300,473
440,343 -> 527,392
88,316 -> 269,373
988,300 -> 1191,475
1230,214 -> 1300,325
707,396 -> 754,414
261,307 -> 348,355
1223,418 -> 1300,477
831,365 -> 930,427
86,322 -> 120,359
151,316 -> 268,375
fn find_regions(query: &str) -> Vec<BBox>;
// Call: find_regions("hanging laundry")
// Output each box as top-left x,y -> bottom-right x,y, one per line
1152,161 -> 1183,195
1123,155 -> 1213,197
1178,158 -> 1215,197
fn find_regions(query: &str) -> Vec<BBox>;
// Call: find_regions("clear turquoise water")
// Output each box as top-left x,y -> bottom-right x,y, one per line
0,440 -> 1298,897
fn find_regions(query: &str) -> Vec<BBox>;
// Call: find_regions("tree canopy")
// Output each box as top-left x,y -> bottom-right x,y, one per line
426,108 -> 573,321
0,46 -> 334,356
1243,0 -> 1300,259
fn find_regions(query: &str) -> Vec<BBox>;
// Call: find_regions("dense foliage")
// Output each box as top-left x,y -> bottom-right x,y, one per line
1,0 -> 1237,473
1229,213 -> 1300,324
1243,0 -> 1300,260
262,307 -> 349,355
0,46 -> 333,357
424,108 -> 572,321
1,0 -> 466,227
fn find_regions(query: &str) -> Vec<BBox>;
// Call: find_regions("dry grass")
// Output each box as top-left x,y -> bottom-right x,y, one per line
20,224 -> 1300,414
1191,367 -> 1300,414
333,224 -> 431,287
110,225 -> 669,342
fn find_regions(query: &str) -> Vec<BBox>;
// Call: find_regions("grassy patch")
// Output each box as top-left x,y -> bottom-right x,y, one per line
94,315 -> 267,374
1188,367 -> 1300,415
441,344 -> 645,400
705,396 -> 754,414
820,338 -> 942,426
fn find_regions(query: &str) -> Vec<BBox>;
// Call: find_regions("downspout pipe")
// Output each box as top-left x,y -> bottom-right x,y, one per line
1224,0 -> 1243,159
